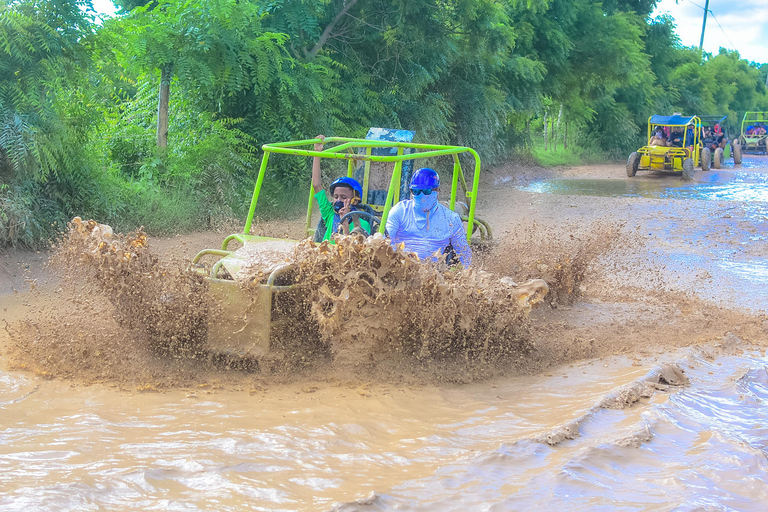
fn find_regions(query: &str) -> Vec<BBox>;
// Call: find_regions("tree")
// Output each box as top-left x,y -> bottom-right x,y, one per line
0,0 -> 94,181
116,0 -> 287,148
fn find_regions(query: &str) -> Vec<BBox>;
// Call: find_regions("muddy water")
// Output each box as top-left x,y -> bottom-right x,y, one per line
521,156 -> 768,312
2,346 -> 768,511
522,165 -> 768,201
4,156 -> 768,510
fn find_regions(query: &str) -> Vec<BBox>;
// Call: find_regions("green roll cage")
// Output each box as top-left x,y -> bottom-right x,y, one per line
740,111 -> 768,136
239,137 -> 484,243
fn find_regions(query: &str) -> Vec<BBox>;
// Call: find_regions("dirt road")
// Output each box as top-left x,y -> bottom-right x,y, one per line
2,155 -> 768,511
3,156 -> 768,380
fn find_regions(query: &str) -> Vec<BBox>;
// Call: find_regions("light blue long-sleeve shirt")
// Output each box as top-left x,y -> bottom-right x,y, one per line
385,199 -> 472,266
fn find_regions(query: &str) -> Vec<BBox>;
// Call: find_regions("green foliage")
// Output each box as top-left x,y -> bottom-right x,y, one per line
119,0 -> 288,104
0,0 -> 105,247
107,124 -> 154,177
2,0 -> 767,247
0,182 -> 49,247
113,0 -> 153,12
529,135 -> 608,168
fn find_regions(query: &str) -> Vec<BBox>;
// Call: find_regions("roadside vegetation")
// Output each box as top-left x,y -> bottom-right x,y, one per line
1,0 -> 767,247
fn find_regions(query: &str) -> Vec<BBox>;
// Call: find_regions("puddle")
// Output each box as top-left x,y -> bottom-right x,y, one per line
522,171 -> 768,202
717,260 -> 768,285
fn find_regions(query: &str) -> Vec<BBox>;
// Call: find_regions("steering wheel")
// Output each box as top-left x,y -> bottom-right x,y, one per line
338,211 -> 382,236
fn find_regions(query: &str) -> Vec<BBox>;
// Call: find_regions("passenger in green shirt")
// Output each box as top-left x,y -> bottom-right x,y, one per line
312,135 -> 371,241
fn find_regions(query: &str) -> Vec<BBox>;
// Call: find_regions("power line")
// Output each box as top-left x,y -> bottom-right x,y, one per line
684,0 -> 738,53
708,11 -> 737,50
685,0 -> 707,10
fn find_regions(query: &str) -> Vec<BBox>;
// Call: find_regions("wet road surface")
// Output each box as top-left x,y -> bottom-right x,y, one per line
2,155 -> 768,510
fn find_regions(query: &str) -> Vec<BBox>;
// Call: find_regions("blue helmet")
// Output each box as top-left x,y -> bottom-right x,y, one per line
329,177 -> 363,198
410,168 -> 440,190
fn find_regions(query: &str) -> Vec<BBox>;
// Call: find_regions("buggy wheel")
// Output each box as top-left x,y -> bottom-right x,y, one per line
733,142 -> 742,165
713,148 -> 724,169
626,152 -> 640,177
682,158 -> 695,181
701,147 -> 711,171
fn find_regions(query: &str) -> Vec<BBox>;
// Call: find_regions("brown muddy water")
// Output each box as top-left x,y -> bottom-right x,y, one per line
3,156 -> 768,510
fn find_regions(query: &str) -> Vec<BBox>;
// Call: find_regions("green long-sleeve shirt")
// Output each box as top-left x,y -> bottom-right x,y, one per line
315,190 -> 370,241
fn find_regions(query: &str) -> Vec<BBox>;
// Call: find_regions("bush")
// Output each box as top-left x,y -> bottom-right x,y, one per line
107,125 -> 155,178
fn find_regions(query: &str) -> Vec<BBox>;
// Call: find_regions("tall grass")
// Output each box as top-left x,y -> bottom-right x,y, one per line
529,134 -> 610,167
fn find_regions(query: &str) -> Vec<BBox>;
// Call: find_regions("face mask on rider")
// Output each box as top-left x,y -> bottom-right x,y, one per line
412,190 -> 438,212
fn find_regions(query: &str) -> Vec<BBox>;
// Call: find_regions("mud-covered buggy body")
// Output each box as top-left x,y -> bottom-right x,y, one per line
626,115 -> 706,181
192,130 -> 494,362
738,112 -> 768,155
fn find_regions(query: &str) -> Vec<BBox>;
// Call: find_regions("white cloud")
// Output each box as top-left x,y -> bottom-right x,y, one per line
653,0 -> 768,64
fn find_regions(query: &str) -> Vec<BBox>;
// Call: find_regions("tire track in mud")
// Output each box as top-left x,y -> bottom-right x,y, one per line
532,361 -> 689,446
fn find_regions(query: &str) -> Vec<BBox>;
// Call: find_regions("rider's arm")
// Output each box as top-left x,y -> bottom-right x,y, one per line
449,212 -> 472,267
311,135 -> 325,192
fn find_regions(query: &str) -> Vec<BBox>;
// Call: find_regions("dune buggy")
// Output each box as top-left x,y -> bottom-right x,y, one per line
738,112 -> 768,156
698,115 -> 735,167
190,129 -> 492,360
626,115 -> 706,181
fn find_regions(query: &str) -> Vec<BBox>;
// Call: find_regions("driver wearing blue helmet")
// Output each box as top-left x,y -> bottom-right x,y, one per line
312,135 -> 370,242
385,168 -> 472,266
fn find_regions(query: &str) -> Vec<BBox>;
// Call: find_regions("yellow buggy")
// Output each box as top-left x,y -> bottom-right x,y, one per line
626,115 -> 707,181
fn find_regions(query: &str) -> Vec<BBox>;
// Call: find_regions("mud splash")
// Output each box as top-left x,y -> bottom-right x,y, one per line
8,219 -> 557,385
50,218 -> 210,356
5,218 -> 213,386
6,213 -> 667,387
479,219 -> 629,305
287,235 -> 548,380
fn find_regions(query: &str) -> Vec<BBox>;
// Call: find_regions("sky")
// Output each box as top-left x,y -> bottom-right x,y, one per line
652,0 -> 768,64
90,0 -> 118,19
88,0 -> 767,65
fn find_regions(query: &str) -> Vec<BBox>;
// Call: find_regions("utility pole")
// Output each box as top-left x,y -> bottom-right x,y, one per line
699,0 -> 710,49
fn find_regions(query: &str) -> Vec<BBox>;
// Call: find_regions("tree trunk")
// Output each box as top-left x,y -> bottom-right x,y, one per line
543,111 -> 548,151
564,122 -> 568,149
157,63 -> 172,149
555,104 -> 562,152
553,120 -> 557,151
306,0 -> 360,60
